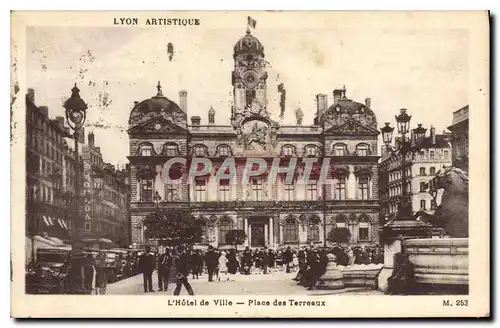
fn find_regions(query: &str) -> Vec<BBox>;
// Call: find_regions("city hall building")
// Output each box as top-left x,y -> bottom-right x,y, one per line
128,30 -> 381,249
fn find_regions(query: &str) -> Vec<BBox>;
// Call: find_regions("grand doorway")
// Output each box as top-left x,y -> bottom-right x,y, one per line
250,223 -> 265,247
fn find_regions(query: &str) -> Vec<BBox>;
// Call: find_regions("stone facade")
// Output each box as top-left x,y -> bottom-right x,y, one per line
379,126 -> 452,219
128,30 -> 381,249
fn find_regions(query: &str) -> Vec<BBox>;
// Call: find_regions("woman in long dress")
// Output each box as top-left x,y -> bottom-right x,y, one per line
218,251 -> 229,282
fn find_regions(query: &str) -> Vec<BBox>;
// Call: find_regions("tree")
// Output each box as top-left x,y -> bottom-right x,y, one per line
143,208 -> 203,246
225,229 -> 247,246
327,227 -> 351,244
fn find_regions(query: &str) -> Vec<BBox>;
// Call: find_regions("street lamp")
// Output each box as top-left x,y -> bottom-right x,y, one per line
380,108 -> 418,221
63,84 -> 88,246
412,123 -> 427,145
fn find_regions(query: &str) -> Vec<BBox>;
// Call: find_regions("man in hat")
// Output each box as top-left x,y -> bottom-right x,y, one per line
173,246 -> 194,295
138,246 -> 156,292
157,248 -> 173,291
204,245 -> 218,282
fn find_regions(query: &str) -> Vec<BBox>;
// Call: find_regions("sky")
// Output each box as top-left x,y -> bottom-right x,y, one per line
26,17 -> 468,166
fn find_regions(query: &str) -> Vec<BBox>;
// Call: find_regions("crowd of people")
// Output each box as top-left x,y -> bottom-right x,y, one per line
137,243 -> 384,294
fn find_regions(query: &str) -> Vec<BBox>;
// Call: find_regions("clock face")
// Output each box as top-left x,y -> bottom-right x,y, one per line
154,123 -> 161,130
242,71 -> 259,89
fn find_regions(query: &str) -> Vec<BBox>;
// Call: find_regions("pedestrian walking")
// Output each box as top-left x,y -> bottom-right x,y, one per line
227,249 -> 239,275
283,246 -> 293,273
138,246 -> 156,293
95,251 -> 107,295
173,247 -> 194,296
218,251 -> 229,281
157,248 -> 173,291
204,245 -> 218,282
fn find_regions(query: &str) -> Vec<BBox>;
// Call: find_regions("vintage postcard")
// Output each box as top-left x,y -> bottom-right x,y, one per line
10,11 -> 489,318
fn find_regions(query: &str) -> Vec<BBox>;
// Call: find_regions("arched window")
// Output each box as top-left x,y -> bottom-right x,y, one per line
284,218 -> 299,243
358,216 -> 371,241
308,217 -> 321,242
281,145 -> 295,156
138,143 -> 153,156
356,143 -> 370,156
163,143 -> 179,156
218,218 -> 232,245
333,143 -> 347,156
305,145 -> 319,157
217,145 -> 231,157
193,145 -> 207,157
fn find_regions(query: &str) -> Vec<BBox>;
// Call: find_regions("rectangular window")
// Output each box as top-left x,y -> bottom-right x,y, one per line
218,146 -> 230,157
165,145 -> 177,157
306,147 -> 317,157
358,177 -> 369,200
284,181 -> 294,201
335,177 -> 346,200
429,151 -> 435,160
430,167 -> 436,175
443,150 -> 449,159
165,184 -> 177,202
283,146 -> 293,156
357,147 -> 368,156
194,147 -> 206,157
252,179 -> 263,201
334,147 -> 345,156
359,222 -> 369,240
420,182 -> 427,192
306,183 -> 318,201
420,199 -> 426,210
419,167 -> 426,176
218,179 -> 231,201
195,179 -> 207,201
431,200 -> 437,210
140,147 -> 152,156
85,221 -> 92,232
140,179 -> 153,202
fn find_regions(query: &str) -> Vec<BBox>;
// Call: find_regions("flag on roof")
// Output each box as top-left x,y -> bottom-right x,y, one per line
247,16 -> 257,29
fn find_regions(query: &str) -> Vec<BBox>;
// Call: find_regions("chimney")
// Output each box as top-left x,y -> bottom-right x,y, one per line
315,94 -> 328,114
55,116 -> 65,130
88,132 -> 95,148
38,106 -> 49,117
133,101 -> 139,106
365,98 -> 371,108
191,116 -> 201,127
333,89 -> 343,104
27,88 -> 35,104
179,90 -> 188,112
430,125 -> 436,145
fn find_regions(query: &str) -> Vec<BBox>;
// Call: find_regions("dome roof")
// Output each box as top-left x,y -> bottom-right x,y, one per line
234,29 -> 264,58
320,98 -> 378,130
128,82 -> 186,127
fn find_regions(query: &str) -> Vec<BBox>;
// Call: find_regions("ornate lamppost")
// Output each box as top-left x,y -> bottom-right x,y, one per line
377,109 -> 432,293
63,84 -> 87,247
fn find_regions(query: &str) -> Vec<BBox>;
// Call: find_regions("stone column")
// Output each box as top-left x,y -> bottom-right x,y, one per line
248,224 -> 252,248
347,165 -> 356,200
155,165 -> 165,200
264,225 -> 268,246
244,217 -> 249,246
269,217 -> 274,247
368,176 -> 373,199
279,223 -> 283,245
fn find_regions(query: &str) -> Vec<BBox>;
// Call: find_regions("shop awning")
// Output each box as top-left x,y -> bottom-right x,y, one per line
40,215 -> 69,240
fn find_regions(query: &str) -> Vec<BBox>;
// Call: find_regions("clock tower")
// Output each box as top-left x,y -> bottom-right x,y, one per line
231,29 -> 268,125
